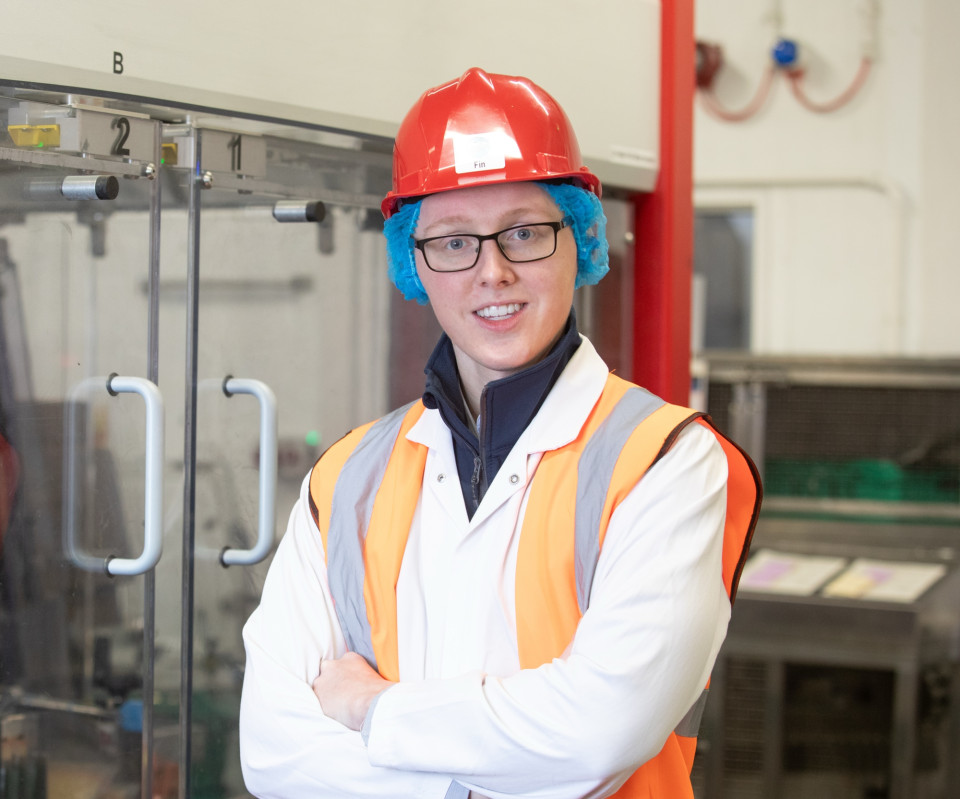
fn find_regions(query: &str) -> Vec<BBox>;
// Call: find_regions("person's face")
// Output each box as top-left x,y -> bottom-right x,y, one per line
415,182 -> 578,394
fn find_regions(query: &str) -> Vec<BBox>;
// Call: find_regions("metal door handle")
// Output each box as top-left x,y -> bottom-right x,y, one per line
64,374 -> 165,576
220,376 -> 277,566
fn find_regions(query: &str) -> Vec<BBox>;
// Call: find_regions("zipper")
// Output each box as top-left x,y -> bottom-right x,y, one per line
470,455 -> 483,511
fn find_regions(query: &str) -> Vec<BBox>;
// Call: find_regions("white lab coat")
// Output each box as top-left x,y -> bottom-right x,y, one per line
240,337 -> 731,799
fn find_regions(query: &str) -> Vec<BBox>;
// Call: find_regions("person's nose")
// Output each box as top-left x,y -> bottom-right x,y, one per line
473,239 -> 517,286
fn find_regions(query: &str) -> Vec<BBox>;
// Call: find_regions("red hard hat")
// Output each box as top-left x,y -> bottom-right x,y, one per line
382,67 -> 601,218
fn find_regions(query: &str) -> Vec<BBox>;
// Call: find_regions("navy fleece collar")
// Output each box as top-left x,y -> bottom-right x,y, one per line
422,310 -> 582,518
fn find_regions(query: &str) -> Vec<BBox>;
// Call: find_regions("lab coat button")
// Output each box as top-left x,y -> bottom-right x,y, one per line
437,473 -> 446,483
509,473 -> 520,484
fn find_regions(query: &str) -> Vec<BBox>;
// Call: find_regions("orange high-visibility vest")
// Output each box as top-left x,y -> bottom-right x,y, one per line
310,373 -> 761,798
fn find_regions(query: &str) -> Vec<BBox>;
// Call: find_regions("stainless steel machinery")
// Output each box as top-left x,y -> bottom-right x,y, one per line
693,354 -> 960,799
0,85 -> 398,799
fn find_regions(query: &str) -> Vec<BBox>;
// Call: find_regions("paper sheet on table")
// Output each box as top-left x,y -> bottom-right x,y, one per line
821,558 -> 947,602
738,549 -> 848,596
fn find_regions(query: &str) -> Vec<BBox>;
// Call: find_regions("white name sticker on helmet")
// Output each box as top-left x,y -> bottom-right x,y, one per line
453,133 -> 507,175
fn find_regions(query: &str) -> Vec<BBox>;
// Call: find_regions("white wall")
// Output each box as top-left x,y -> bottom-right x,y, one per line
0,0 -> 660,192
694,0 -> 960,356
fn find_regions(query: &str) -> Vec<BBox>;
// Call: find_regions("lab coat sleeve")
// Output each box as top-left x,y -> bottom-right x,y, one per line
239,476 -> 455,799
364,423 -> 732,799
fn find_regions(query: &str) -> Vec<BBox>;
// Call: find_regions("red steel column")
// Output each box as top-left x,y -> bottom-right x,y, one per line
632,0 -> 695,404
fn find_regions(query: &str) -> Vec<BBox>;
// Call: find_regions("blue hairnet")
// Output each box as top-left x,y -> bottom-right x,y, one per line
540,182 -> 609,289
382,182 -> 609,304
384,200 -> 428,304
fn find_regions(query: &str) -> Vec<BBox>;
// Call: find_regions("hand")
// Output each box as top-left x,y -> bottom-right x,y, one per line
311,651 -> 392,731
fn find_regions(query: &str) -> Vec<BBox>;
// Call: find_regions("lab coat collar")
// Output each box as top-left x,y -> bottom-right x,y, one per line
409,335 -> 610,461
408,336 -> 610,530
421,310 -> 582,517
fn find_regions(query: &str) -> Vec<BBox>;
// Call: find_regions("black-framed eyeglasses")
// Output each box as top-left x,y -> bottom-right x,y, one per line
414,219 -> 570,273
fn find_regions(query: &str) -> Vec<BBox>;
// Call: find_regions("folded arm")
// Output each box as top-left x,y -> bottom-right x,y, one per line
239,478 -> 457,799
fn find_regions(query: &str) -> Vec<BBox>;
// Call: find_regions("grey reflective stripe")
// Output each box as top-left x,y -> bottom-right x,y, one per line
443,781 -> 471,799
674,688 -> 710,737
575,387 -> 665,612
326,401 -> 417,669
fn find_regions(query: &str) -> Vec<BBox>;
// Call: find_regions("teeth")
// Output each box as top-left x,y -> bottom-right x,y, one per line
476,303 -> 522,319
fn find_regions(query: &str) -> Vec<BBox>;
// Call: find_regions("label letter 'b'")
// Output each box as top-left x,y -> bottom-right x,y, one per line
113,52 -> 124,75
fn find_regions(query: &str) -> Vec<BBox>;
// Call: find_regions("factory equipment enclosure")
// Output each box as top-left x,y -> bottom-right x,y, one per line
693,354 -> 960,799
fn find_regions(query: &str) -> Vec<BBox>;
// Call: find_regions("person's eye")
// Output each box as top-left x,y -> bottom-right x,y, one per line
443,237 -> 470,252
504,226 -> 537,243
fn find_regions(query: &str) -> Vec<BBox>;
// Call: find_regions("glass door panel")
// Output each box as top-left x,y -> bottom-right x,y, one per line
181,125 -> 394,797
0,94 -> 170,798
